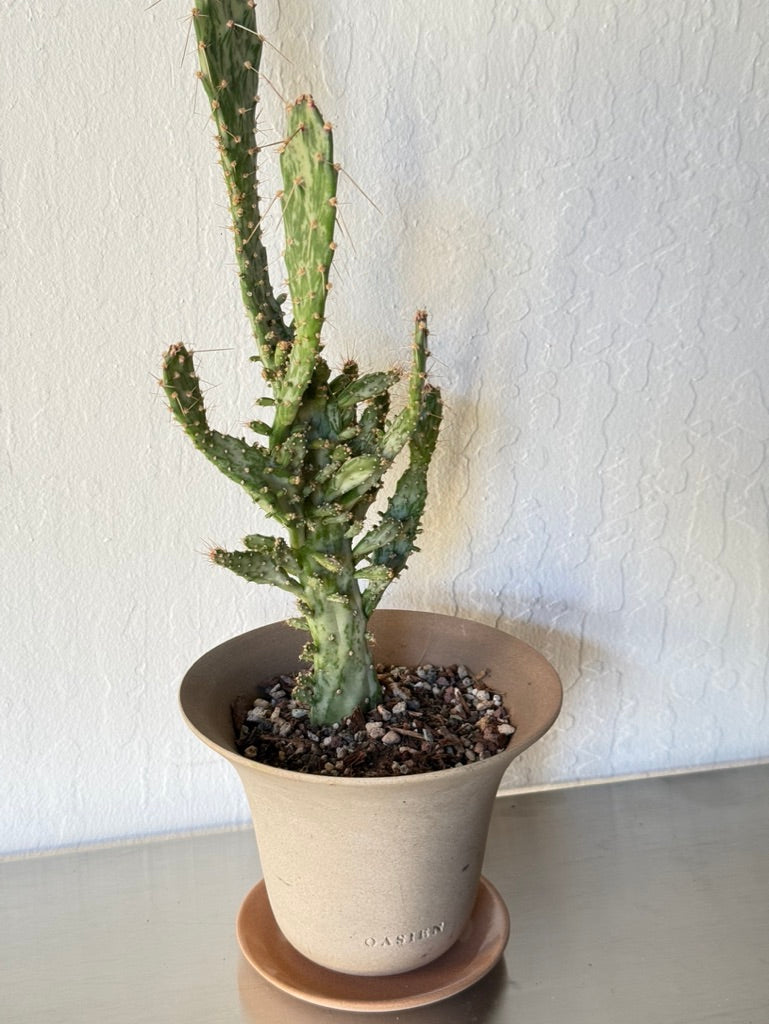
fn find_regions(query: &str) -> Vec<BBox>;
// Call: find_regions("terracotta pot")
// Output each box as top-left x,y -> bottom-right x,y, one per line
179,610 -> 561,977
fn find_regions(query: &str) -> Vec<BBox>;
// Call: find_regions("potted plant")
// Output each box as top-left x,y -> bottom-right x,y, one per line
163,0 -> 561,1009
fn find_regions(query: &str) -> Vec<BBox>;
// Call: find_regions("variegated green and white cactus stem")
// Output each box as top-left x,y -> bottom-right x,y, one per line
162,0 -> 442,725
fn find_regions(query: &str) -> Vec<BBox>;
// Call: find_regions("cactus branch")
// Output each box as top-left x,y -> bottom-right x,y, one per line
191,1 -> 290,372
211,538 -> 303,596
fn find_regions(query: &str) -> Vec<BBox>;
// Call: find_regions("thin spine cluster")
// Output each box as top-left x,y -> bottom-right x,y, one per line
162,0 -> 442,725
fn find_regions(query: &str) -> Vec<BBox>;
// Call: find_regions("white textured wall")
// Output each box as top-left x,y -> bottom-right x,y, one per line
2,1 -> 768,855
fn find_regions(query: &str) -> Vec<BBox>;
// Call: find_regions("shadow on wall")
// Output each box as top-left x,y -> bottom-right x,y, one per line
497,608 -> 640,785
396,594 -> 622,787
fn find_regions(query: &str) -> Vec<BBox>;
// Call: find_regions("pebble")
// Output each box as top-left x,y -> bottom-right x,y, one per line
381,730 -> 400,745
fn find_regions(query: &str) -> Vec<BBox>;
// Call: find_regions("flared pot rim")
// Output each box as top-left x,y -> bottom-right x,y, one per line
179,609 -> 562,790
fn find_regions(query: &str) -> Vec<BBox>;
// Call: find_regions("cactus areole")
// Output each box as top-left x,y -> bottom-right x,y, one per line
162,1 -> 442,726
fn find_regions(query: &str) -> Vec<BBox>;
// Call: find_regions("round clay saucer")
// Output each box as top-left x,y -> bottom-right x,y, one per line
236,876 -> 509,1012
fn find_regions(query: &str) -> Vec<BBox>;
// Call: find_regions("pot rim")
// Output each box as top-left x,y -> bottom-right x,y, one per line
179,609 -> 562,789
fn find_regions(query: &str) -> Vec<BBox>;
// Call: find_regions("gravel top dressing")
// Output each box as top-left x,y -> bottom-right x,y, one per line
232,664 -> 515,777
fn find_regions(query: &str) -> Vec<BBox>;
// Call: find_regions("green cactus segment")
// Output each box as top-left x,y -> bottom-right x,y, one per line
357,317 -> 443,619
211,539 -> 303,596
351,517 -> 403,560
161,343 -> 291,520
380,313 -> 431,460
362,385 -> 442,617
270,98 -> 339,445
357,391 -> 390,453
326,454 -> 383,500
279,98 -> 337,340
191,1 -> 290,373
335,370 -> 401,410
161,342 -> 207,432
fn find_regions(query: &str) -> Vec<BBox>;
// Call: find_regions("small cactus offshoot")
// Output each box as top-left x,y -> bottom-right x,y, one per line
162,0 -> 442,726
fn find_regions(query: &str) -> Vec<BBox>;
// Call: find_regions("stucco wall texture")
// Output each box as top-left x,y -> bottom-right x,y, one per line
2,1 -> 768,854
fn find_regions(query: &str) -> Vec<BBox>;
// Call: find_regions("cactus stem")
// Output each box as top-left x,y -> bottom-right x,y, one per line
166,0 -> 442,725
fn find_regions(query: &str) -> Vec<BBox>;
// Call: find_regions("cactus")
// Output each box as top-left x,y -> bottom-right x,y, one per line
162,0 -> 442,725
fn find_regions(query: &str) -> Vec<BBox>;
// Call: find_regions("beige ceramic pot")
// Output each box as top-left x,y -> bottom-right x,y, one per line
179,610 -> 561,978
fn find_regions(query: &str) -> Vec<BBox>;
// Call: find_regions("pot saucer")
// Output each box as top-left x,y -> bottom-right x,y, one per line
236,876 -> 509,1012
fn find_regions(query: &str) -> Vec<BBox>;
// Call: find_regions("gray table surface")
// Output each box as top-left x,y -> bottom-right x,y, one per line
2,763 -> 768,1023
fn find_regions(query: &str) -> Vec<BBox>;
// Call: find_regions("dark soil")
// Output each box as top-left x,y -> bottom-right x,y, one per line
231,663 -> 515,778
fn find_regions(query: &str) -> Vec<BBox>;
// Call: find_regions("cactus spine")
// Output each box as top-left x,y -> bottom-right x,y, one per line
162,0 -> 442,725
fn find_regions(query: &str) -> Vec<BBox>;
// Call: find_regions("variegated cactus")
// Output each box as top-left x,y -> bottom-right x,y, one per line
162,0 -> 442,725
